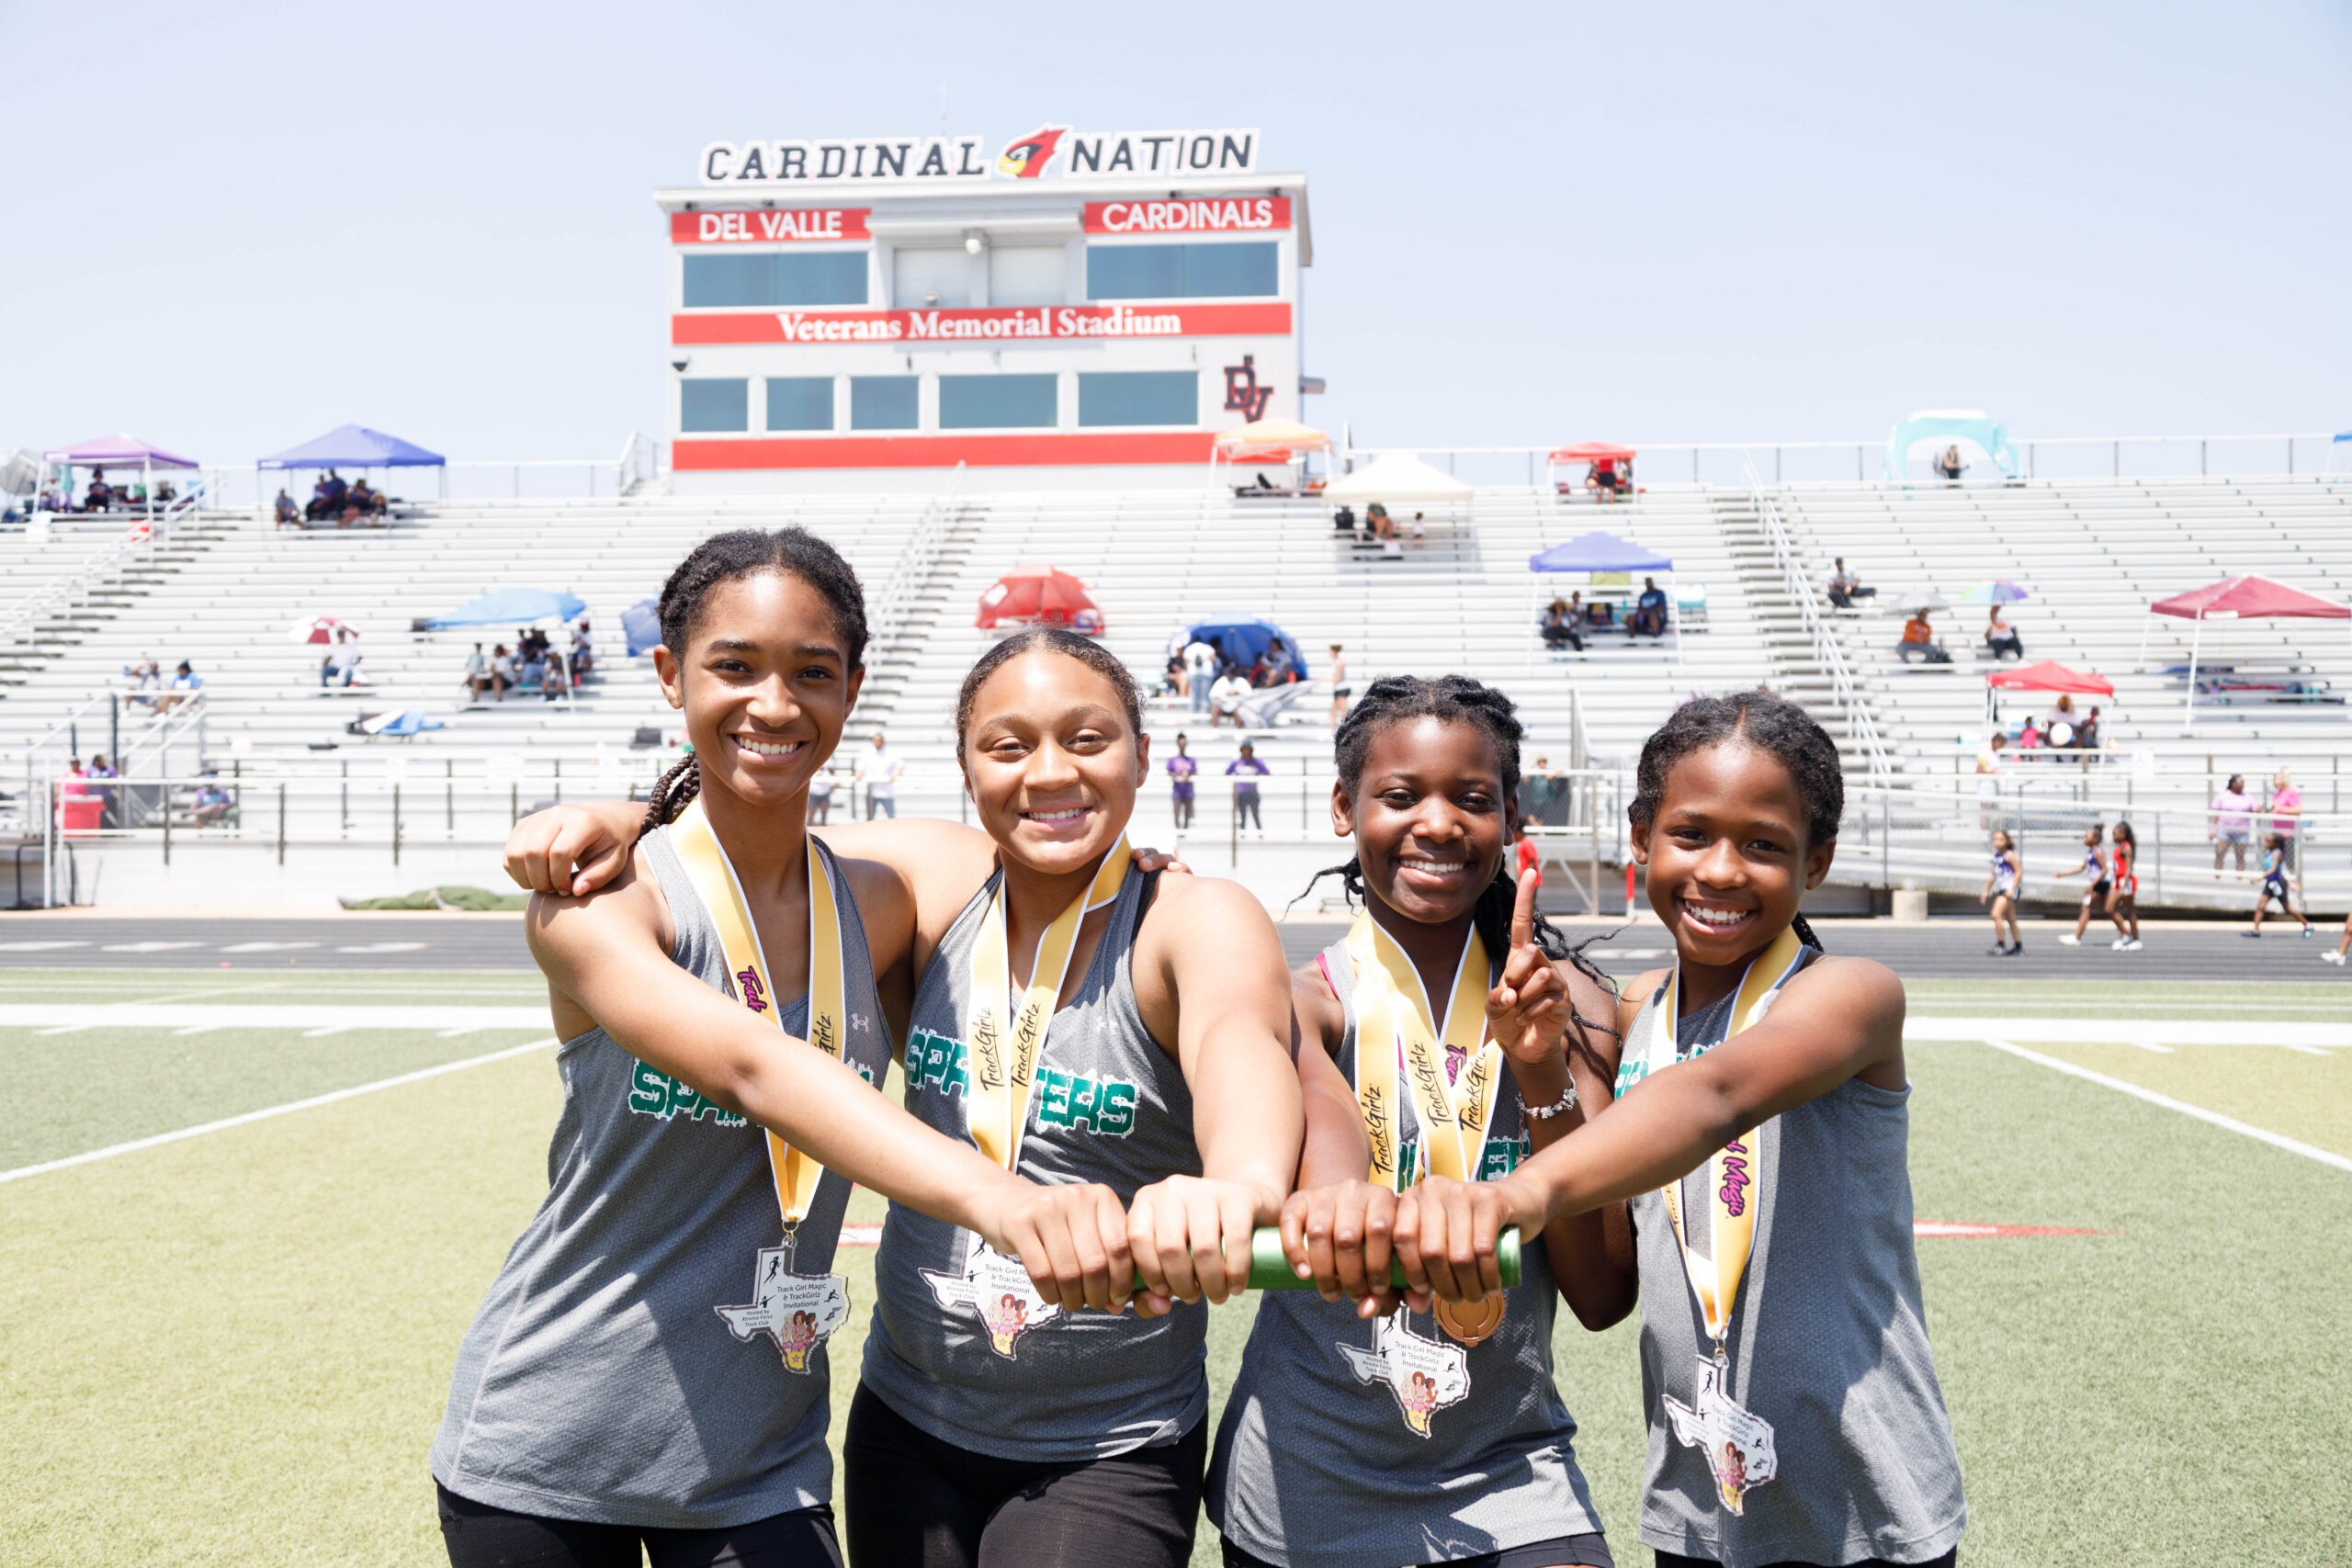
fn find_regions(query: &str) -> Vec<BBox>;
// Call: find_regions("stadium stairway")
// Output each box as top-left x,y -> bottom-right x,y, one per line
0,513 -> 244,691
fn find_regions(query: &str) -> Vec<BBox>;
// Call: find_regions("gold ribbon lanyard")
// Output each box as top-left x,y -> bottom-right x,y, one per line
965,835 -> 1131,1172
1345,913 -> 1503,1194
667,797 -> 849,1255
1646,925 -> 1807,1362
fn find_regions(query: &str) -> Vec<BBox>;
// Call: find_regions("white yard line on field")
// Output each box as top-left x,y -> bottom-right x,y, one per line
0,1003 -> 550,1031
1908,1016 -> 2349,1049
0,1038 -> 560,1187
1981,1038 -> 2352,1176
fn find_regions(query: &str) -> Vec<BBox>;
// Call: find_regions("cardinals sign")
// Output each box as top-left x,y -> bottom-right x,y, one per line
995,126 -> 1067,179
700,126 -> 1259,186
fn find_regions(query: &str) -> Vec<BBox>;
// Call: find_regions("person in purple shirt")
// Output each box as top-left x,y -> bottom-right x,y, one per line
1167,731 -> 1198,829
1227,739 -> 1272,833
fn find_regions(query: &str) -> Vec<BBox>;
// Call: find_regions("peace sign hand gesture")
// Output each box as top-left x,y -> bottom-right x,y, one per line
1486,869 -> 1572,1069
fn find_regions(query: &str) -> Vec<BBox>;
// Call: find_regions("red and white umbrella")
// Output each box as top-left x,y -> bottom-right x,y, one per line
288,615 -> 356,645
976,566 -> 1101,631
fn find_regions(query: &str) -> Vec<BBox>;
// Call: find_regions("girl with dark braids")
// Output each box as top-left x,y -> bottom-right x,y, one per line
435,529 -> 1141,1568
1208,674 -> 1636,1568
1328,690 -> 1965,1568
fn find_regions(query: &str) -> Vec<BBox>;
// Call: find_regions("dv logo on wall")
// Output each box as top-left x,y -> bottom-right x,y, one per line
1223,356 -> 1273,422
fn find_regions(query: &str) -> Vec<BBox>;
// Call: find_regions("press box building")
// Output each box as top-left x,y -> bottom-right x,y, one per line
656,126 -> 1313,491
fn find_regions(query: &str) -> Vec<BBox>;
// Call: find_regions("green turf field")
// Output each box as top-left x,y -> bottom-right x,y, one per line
2,970 -> 2347,1564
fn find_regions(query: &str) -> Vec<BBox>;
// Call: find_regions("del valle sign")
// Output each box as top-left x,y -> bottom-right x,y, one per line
698,126 -> 1261,186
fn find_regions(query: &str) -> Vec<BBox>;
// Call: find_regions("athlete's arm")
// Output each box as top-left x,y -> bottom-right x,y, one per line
1290,967 -> 1368,1190
1388,953 -> 1906,1304
527,855 -> 1134,1313
1274,962 -> 1405,1313
1128,875 -> 1305,1312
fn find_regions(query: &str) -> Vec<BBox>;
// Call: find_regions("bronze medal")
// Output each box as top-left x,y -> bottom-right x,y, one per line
1434,1292 -> 1506,1347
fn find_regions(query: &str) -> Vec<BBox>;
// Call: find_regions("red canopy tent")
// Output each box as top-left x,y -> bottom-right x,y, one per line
2140,574 -> 2350,727
976,565 -> 1102,633
1546,442 -> 1638,499
1986,660 -> 2113,695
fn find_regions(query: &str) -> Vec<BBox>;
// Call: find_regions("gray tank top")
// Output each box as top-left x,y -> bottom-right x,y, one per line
858,865 -> 1207,1462
1206,937 -> 1604,1567
430,829 -> 893,1529
1624,966 -> 1967,1567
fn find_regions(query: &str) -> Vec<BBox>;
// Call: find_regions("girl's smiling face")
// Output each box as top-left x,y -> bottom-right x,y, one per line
652,571 -> 858,807
961,649 -> 1148,877
1336,716 -> 1512,927
1632,740 -> 1834,965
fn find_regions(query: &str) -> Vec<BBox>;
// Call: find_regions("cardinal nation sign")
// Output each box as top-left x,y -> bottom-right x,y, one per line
698,127 -> 1259,186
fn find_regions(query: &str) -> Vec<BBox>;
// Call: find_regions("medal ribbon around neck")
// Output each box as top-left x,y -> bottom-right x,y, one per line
1645,923 -> 1807,1347
668,797 -> 848,1235
965,834 -> 1131,1172
1345,912 -> 1502,1193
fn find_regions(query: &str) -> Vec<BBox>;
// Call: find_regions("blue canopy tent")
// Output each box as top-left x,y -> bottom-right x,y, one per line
622,596 -> 662,657
1527,530 -> 1674,573
1170,616 -> 1309,679
422,587 -> 586,629
1884,410 -> 2020,482
260,424 -> 447,501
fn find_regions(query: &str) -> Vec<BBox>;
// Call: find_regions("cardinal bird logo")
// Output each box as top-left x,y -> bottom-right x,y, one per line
997,126 -> 1068,179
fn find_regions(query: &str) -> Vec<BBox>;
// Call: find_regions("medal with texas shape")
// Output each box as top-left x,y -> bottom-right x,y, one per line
716,1244 -> 851,1374
922,1238 -> 1063,1359
1336,1313 -> 1471,1438
1663,1356 -> 1780,1514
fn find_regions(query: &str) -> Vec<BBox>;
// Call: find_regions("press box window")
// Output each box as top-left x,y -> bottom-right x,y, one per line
939,375 -> 1057,430
765,377 -> 833,433
680,378 -> 749,434
1078,371 -> 1197,427
851,377 -> 919,431
1086,242 -> 1278,299
683,252 -> 868,308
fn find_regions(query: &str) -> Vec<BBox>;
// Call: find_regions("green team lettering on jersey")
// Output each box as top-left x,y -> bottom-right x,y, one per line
627,1059 -> 750,1127
905,1028 -> 1136,1137
1398,1131 -> 1532,1185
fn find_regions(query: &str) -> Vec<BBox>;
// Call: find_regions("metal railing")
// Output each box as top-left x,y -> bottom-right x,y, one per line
0,482 -> 209,651
1745,460 -> 1894,784
862,463 -> 971,692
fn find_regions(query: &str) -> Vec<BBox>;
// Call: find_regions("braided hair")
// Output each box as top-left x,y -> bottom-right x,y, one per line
639,527 -> 868,840
954,626 -> 1144,760
1301,674 -> 1616,1034
1627,688 -> 1840,952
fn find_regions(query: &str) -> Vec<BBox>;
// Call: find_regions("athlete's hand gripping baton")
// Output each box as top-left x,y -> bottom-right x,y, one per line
1134,1226 -> 1523,1292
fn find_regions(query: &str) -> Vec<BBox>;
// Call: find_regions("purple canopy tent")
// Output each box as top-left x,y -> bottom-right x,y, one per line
40,434 -> 200,520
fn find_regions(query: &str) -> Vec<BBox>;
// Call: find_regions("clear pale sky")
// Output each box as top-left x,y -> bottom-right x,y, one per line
4,0 -> 2346,465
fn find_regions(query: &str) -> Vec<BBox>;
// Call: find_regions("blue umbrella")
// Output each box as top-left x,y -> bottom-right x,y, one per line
423,587 -> 586,629
1173,616 -> 1309,678
1960,580 -> 2030,604
622,596 -> 662,657
1528,530 -> 1674,573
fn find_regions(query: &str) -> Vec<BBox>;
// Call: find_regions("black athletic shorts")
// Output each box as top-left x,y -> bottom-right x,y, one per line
435,1482 -> 842,1567
842,1382 -> 1205,1568
1225,1531 -> 1613,1566
1653,1550 -> 1955,1568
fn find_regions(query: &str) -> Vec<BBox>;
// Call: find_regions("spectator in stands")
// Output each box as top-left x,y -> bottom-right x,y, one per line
1540,596 -> 1585,652
1936,445 -> 1966,482
153,660 -> 203,715
857,731 -> 903,819
2076,706 -> 2102,749
1328,644 -> 1350,727
274,488 -> 302,529
191,773 -> 233,829
1630,577 -> 1669,638
87,753 -> 119,828
2211,773 -> 2256,872
124,653 -> 161,708
1160,654 -> 1188,701
1408,511 -> 1427,542
518,637 -> 548,692
346,478 -> 379,521
2018,716 -> 2042,750
321,633 -> 361,689
1975,732 -> 2007,829
1182,636 -> 1217,716
1262,637 -> 1296,685
2267,771 -> 2303,863
1331,503 -> 1357,536
1897,609 -> 1951,664
464,643 -> 499,702
37,484 -> 62,513
1167,732 -> 1198,829
1209,663 -> 1250,729
1984,605 -> 2023,660
542,649 -> 569,701
128,479 -> 149,508
1227,740 -> 1271,833
570,620 -> 594,682
1366,502 -> 1393,542
2045,694 -> 2080,747
1515,821 -> 1543,888
808,762 -> 836,826
85,471 -> 113,511
307,476 -> 334,522
1826,558 -> 1875,609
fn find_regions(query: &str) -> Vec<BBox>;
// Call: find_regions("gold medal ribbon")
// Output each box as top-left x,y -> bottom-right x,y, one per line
1344,913 -> 1500,1193
668,797 -> 849,1232
965,835 -> 1131,1171
1642,924 -> 1807,1346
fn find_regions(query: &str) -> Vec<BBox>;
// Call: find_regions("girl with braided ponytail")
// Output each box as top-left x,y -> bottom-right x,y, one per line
434,530 -> 1141,1568
1208,673 -> 1635,1568
1331,690 -> 1966,1568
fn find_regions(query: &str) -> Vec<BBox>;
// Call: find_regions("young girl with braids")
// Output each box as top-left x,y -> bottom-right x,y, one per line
1325,692 -> 1966,1568
435,530 -> 1144,1568
503,626 -> 1304,1568
1208,676 -> 1636,1568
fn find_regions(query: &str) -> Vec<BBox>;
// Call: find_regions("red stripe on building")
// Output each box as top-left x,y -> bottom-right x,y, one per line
674,433 -> 1218,470
1082,197 -> 1290,234
672,301 -> 1291,345
671,209 -> 871,243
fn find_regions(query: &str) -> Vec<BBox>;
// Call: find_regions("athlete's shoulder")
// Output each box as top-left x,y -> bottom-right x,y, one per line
1613,964 -> 1668,1037
1779,952 -> 1905,1028
1290,954 -> 1345,1057
526,837 -> 673,966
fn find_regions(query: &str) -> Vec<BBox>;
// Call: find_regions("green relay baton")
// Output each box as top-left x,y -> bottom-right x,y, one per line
1130,1227 -> 1523,1292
